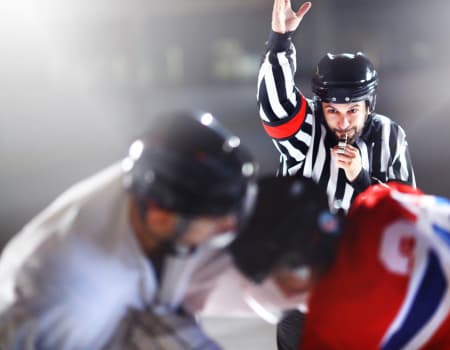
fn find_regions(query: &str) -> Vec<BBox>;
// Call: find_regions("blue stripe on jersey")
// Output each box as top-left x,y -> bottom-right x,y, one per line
433,224 -> 450,247
382,251 -> 447,350
431,196 -> 450,246
435,196 -> 450,207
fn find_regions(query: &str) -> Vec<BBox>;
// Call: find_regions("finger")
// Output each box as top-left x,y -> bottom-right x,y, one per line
346,148 -> 360,159
336,158 -> 351,167
343,149 -> 357,158
296,2 -> 312,18
334,150 -> 354,161
273,0 -> 279,11
335,144 -> 354,154
332,147 -> 343,156
332,146 -> 347,157
345,144 -> 358,152
273,0 -> 282,13
336,156 -> 351,165
279,0 -> 287,10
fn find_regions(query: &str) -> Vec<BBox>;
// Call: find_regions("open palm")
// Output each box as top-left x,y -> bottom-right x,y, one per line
272,0 -> 312,34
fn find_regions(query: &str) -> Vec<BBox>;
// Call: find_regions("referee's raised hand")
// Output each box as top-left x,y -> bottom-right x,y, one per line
272,0 -> 312,34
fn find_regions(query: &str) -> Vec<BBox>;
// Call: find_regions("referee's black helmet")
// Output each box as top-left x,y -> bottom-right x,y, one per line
122,110 -> 257,218
312,52 -> 378,111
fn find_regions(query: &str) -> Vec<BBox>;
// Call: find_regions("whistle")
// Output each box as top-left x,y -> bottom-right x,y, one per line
337,133 -> 348,154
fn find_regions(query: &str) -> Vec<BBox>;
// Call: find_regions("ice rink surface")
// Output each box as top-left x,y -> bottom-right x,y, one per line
201,316 -> 277,350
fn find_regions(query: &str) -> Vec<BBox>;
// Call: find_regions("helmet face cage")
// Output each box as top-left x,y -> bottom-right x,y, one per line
312,52 -> 378,112
122,110 -> 257,220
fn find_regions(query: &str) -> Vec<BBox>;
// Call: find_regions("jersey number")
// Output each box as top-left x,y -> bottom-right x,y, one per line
379,220 -> 416,275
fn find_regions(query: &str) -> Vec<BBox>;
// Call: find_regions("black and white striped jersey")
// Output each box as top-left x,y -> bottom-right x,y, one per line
257,32 -> 416,211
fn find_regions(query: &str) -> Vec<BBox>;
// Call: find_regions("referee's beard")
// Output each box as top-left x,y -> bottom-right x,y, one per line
331,127 -> 360,145
326,112 -> 369,145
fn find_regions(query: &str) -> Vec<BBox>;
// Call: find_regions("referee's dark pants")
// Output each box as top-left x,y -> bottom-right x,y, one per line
276,309 -> 305,350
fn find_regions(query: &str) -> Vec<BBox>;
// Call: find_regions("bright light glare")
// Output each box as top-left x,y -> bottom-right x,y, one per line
200,113 -> 214,126
242,162 -> 255,177
227,136 -> 240,148
129,140 -> 144,160
121,158 -> 134,172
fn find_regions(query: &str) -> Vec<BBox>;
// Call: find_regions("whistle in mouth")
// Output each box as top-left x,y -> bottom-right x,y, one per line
337,134 -> 348,154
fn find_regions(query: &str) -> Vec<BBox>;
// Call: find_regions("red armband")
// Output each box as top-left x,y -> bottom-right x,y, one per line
262,96 -> 307,140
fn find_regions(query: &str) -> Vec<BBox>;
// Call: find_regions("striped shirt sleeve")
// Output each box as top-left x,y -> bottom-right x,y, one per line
257,31 -> 313,176
387,123 -> 416,187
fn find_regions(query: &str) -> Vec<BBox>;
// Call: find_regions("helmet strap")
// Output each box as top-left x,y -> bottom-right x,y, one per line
137,198 -> 149,221
166,216 -> 197,256
313,98 -> 324,123
136,199 -> 196,257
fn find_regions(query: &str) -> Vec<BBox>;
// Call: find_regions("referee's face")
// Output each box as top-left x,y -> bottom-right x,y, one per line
322,101 -> 368,144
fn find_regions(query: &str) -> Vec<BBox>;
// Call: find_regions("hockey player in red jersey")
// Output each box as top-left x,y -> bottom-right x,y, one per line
232,176 -> 450,349
302,181 -> 450,349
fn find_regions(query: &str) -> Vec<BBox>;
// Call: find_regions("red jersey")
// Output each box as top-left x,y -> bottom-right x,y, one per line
301,182 -> 450,350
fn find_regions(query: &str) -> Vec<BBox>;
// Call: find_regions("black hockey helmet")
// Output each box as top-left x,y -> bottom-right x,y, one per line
230,175 -> 342,283
312,52 -> 378,111
122,110 -> 257,218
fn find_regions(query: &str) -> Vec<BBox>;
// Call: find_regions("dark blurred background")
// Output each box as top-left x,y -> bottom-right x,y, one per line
1,0 -> 450,247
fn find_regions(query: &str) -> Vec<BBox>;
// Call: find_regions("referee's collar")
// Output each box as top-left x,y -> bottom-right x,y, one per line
359,113 -> 376,143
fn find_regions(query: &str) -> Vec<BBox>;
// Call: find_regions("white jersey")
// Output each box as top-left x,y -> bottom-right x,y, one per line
0,164 -> 219,349
0,163 -> 305,349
